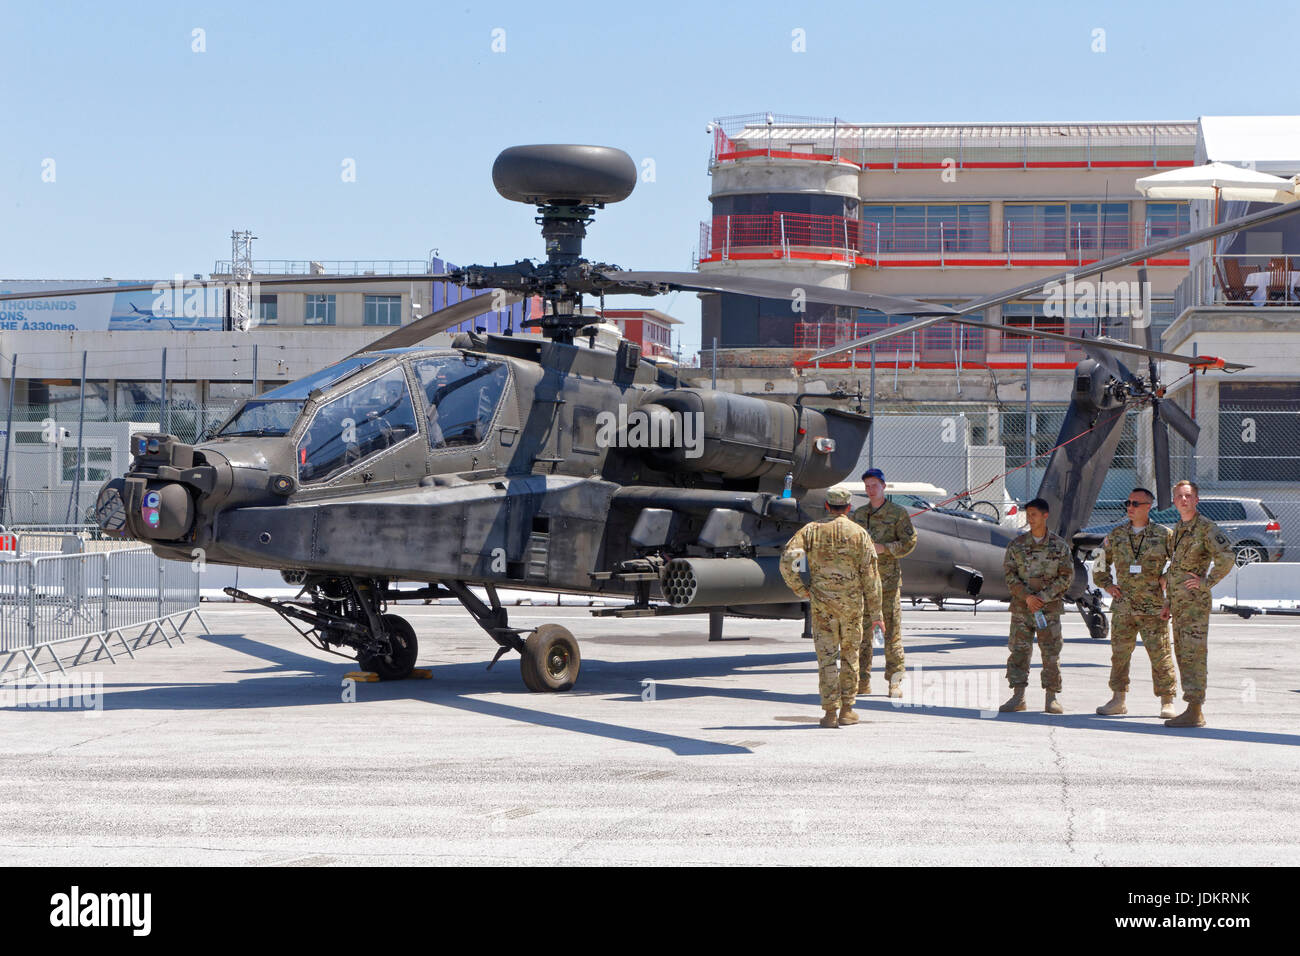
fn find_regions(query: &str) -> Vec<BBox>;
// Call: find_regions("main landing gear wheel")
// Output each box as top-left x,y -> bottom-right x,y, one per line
520,623 -> 581,692
359,614 -> 418,680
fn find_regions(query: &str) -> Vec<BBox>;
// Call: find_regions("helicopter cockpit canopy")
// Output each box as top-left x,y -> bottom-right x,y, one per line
412,354 -> 509,449
297,366 -> 418,483
217,355 -> 383,438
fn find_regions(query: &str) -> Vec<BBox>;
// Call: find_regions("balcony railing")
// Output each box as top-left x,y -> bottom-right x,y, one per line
699,214 -> 1191,267
1175,254 -> 1300,310
791,319 -> 1104,369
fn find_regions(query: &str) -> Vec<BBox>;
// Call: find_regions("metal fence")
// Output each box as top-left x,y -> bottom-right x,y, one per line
0,547 -> 205,682
700,214 -> 1193,265
0,524 -> 144,556
0,400 -> 236,525
858,401 -> 1300,560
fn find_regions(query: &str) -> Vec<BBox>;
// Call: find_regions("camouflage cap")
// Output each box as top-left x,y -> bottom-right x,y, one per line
826,488 -> 853,506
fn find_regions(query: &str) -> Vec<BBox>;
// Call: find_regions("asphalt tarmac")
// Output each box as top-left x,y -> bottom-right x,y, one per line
1,602 -> 1296,865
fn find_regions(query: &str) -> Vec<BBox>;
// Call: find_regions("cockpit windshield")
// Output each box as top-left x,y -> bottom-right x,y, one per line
216,356 -> 381,437
297,367 -> 418,483
413,355 -> 509,448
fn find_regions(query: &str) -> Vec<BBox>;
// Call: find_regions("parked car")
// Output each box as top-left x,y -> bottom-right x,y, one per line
1077,496 -> 1284,566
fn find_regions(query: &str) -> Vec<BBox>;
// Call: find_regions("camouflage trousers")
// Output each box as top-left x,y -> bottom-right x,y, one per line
1006,610 -> 1063,692
859,583 -> 904,679
811,601 -> 863,710
1109,609 -> 1176,697
1170,591 -> 1211,703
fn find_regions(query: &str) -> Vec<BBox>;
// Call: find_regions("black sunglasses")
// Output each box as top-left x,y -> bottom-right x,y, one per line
1125,499 -> 1152,508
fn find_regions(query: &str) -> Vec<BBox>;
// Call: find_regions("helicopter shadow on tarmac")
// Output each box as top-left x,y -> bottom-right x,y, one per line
55,631 -> 761,756
704,694 -> 1300,749
26,630 -> 1298,753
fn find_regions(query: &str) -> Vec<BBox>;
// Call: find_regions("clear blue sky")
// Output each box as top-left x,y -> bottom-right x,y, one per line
3,0 -> 1297,357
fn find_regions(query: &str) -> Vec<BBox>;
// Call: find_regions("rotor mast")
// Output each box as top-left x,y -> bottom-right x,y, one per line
535,202 -> 596,344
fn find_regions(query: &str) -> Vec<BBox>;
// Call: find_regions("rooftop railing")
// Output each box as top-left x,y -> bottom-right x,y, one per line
709,114 -> 1196,171
212,260 -> 434,276
699,214 -> 1191,267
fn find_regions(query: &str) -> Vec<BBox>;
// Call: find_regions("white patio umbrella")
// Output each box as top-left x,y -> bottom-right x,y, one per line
1136,163 -> 1298,274
1136,161 -> 1296,203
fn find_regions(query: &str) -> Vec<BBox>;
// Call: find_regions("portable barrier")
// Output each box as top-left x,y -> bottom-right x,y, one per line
0,547 -> 206,683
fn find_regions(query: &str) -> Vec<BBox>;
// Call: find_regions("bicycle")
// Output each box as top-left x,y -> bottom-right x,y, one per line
948,494 -> 1002,522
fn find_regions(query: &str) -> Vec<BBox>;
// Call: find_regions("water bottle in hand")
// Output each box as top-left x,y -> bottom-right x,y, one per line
873,624 -> 885,648
1033,609 -> 1047,630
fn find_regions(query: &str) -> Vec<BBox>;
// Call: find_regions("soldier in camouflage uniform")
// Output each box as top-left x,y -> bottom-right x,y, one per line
780,488 -> 885,728
850,468 -> 917,698
1092,487 -> 1178,719
999,497 -> 1075,714
1165,480 -> 1235,728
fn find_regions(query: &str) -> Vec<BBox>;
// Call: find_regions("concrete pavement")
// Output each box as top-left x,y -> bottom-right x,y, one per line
0,602 -> 1296,865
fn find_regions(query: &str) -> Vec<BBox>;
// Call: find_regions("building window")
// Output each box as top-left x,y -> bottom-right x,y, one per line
1001,302 -> 1065,353
364,294 -> 402,326
860,204 -> 990,252
712,192 -> 856,218
258,295 -> 278,325
1004,202 -> 1130,253
305,294 -> 336,326
1003,204 -> 1066,252
61,446 -> 113,484
1067,202 -> 1130,253
1145,202 -> 1190,241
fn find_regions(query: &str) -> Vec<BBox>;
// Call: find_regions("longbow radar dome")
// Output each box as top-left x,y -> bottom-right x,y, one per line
492,145 -> 638,206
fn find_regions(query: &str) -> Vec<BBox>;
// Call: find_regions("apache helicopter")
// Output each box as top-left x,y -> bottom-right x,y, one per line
6,146 -> 1298,689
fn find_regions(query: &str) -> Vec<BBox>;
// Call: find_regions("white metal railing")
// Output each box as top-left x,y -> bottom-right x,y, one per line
212,259 -> 432,276
0,547 -> 205,682
1177,254 -> 1300,309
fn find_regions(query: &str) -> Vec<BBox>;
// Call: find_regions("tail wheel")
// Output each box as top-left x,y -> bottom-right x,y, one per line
520,623 -> 581,692
359,614 -> 418,680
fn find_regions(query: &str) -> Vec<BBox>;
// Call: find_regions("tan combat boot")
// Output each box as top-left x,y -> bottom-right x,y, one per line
1096,691 -> 1127,716
857,676 -> 871,695
1045,691 -> 1064,715
838,704 -> 860,725
1165,701 -> 1206,728
819,707 -> 840,729
888,673 -> 904,699
998,687 -> 1026,712
1159,695 -> 1177,719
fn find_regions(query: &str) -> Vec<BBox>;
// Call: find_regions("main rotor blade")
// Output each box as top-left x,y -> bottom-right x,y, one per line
1155,393 -> 1200,446
943,316 -> 1250,371
351,293 -> 522,355
597,269 -> 956,317
1152,413 -> 1172,510
810,198 -> 1300,362
0,274 -> 453,303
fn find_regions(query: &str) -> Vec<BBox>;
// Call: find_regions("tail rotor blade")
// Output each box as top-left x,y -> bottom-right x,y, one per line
1152,410 -> 1172,510
1157,395 -> 1200,447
